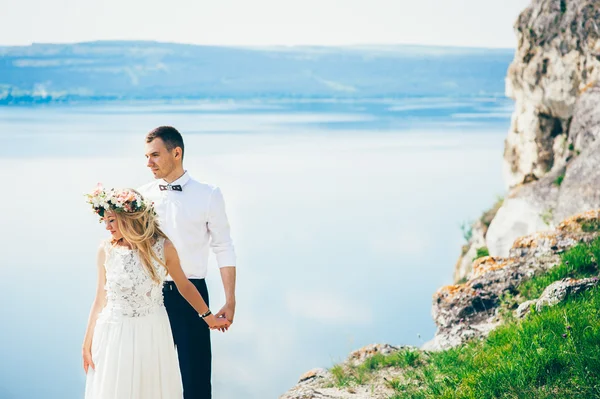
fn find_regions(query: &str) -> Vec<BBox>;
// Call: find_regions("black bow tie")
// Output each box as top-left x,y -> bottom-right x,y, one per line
159,184 -> 182,192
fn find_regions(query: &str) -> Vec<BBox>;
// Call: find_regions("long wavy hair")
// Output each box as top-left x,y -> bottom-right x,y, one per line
110,190 -> 168,284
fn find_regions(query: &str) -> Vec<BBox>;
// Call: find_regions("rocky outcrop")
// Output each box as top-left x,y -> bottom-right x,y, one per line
516,275 -> 600,318
283,2 -> 600,396
280,344 -> 414,399
475,0 -> 600,262
454,200 -> 503,283
282,211 -> 600,398
504,0 -> 600,188
428,210 -> 600,351
486,87 -> 600,258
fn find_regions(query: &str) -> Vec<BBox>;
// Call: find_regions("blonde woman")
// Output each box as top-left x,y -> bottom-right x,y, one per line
82,186 -> 230,399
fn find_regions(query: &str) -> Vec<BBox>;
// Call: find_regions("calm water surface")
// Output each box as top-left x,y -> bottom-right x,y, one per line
0,98 -> 509,399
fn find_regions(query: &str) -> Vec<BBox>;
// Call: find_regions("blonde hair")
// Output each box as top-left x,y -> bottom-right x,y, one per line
111,189 -> 168,284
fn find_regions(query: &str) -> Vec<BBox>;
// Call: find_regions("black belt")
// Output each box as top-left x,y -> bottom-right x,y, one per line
163,279 -> 205,290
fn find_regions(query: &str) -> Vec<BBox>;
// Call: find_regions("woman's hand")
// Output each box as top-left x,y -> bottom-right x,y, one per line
83,348 -> 95,374
204,314 -> 231,332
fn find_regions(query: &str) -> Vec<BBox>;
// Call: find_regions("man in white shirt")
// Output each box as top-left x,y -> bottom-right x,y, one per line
138,126 -> 237,399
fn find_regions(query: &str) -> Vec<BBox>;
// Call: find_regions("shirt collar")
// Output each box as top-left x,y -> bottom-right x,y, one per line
162,170 -> 191,188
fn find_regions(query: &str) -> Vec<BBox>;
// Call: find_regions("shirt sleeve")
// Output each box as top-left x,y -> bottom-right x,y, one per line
207,187 -> 236,268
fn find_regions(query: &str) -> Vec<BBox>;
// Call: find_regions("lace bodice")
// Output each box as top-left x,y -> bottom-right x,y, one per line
101,237 -> 168,318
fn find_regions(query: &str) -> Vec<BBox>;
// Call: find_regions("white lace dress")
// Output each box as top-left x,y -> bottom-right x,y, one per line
85,237 -> 183,399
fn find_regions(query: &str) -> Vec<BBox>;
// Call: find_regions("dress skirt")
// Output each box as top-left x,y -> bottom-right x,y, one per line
84,305 -> 183,399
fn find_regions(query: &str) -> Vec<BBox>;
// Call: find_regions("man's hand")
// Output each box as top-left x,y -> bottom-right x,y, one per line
215,302 -> 236,325
204,314 -> 231,332
217,266 -> 236,332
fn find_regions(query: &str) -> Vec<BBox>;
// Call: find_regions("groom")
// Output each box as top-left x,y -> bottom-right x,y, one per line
139,126 -> 237,399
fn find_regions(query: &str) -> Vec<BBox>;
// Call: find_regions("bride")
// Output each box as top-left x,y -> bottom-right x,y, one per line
81,185 -> 230,399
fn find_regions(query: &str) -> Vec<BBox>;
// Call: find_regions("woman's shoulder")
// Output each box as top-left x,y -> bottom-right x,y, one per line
96,239 -> 111,261
162,238 -> 179,257
98,239 -> 112,251
163,238 -> 174,250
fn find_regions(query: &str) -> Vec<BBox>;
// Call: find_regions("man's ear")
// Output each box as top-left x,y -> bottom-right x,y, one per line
174,147 -> 182,160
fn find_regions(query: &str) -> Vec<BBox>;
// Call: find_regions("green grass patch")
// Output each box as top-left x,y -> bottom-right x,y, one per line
554,174 -> 565,186
517,237 -> 600,300
540,208 -> 554,226
329,349 -> 424,388
415,287 -> 600,398
473,247 -> 490,260
581,220 -> 600,232
360,349 -> 424,373
380,287 -> 600,398
327,238 -> 600,398
330,364 -> 352,387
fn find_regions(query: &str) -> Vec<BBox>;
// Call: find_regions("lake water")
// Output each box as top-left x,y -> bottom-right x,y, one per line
0,98 -> 510,399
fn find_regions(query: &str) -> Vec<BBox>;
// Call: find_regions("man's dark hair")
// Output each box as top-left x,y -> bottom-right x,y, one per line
146,126 -> 185,160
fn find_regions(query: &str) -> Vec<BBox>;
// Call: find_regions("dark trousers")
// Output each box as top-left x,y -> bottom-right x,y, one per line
163,279 -> 212,399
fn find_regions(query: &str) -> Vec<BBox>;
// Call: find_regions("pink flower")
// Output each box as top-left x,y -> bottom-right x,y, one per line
92,183 -> 104,196
116,190 -> 136,204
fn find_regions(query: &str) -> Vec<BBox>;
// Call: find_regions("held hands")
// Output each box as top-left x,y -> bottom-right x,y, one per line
201,302 -> 235,332
215,302 -> 235,325
82,348 -> 95,374
203,314 -> 231,332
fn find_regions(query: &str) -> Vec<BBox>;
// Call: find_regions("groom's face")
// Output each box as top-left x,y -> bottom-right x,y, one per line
145,138 -> 177,179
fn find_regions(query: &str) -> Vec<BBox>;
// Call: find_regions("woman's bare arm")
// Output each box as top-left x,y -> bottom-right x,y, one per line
164,239 -> 230,330
82,242 -> 107,373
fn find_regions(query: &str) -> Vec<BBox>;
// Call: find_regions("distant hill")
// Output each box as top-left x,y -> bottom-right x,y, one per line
0,41 -> 514,104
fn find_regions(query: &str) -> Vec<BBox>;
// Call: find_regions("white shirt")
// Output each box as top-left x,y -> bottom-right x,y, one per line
138,171 -> 236,279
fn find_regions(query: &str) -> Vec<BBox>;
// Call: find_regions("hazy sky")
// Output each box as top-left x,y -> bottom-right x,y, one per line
1,0 -> 531,48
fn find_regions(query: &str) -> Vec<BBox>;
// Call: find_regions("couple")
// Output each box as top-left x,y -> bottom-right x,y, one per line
81,126 -> 237,399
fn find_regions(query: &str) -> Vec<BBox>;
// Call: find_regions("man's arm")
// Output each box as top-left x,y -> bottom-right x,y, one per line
207,187 -> 237,323
217,266 -> 236,322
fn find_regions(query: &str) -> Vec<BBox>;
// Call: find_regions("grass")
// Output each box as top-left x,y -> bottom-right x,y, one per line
473,247 -> 490,261
416,287 -> 600,398
517,237 -> 600,300
540,208 -> 554,226
333,287 -> 600,398
582,219 -> 600,233
456,276 -> 468,285
329,237 -> 600,398
554,174 -> 565,186
329,349 -> 425,388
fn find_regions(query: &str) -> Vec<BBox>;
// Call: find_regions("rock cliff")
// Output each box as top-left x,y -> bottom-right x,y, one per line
281,1 -> 600,396
439,0 -> 600,352
455,0 -> 600,283
504,0 -> 600,188
428,210 -> 600,350
281,210 -> 600,397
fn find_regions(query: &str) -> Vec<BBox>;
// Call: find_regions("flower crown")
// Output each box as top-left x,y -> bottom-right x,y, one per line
86,183 -> 155,219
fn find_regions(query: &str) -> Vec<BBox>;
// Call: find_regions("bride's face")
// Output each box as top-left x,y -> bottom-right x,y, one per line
104,211 -> 123,241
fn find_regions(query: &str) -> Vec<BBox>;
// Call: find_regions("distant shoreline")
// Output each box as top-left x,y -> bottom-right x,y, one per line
0,94 -> 511,107
0,41 -> 513,106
